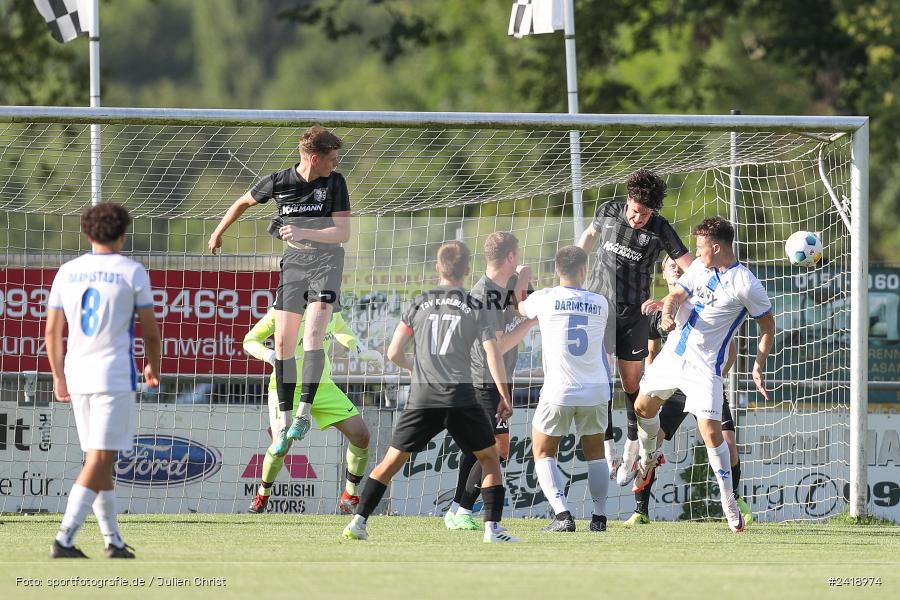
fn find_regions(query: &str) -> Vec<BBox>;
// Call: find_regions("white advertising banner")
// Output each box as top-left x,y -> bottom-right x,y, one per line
1,402 -> 897,521
0,401 -> 348,514
390,409 -> 900,522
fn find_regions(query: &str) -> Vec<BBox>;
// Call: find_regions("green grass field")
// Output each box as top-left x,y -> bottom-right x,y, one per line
1,514 -> 897,599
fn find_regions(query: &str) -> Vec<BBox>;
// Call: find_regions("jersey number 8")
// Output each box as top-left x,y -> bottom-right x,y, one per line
80,287 -> 101,336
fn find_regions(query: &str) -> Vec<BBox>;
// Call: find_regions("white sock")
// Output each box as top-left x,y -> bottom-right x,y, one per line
707,441 -> 733,498
535,457 -> 568,516
551,459 -> 569,495
351,514 -> 367,527
457,507 -> 472,516
587,459 -> 609,517
56,484 -> 97,547
93,489 -> 124,549
258,484 -> 272,496
485,521 -> 501,533
604,439 -> 618,469
297,403 -> 312,420
279,410 -> 291,431
623,438 -> 640,465
447,501 -> 459,515
637,414 -> 661,460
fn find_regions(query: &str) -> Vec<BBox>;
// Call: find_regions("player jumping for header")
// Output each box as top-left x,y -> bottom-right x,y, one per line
578,168 -> 692,485
633,217 -> 775,533
624,255 -> 752,527
209,125 -> 350,456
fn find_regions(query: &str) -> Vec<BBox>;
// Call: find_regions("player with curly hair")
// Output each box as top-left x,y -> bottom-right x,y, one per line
46,203 -> 161,559
577,168 -> 693,486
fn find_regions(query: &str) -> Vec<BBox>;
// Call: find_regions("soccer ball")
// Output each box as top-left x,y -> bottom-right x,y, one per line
785,231 -> 823,267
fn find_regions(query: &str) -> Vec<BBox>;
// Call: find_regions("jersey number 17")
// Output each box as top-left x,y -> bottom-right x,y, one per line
427,314 -> 461,356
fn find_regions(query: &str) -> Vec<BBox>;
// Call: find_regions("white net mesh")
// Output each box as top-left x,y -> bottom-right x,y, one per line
0,113 -> 856,521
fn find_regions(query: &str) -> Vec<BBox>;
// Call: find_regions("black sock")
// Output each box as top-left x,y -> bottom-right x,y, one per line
605,399 -> 615,440
625,391 -> 639,441
357,478 -> 388,519
453,453 -> 478,505
732,458 -> 742,497
592,514 -> 607,523
634,469 -> 656,516
459,460 -> 485,510
275,358 -> 297,413
299,349 -> 325,406
557,510 -> 572,521
480,485 -> 505,523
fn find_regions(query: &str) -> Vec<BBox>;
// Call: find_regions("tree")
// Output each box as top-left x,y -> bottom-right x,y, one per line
278,0 -> 900,259
0,0 -> 88,106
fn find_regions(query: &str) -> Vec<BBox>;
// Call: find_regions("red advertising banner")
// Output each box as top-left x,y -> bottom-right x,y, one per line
0,268 -> 278,375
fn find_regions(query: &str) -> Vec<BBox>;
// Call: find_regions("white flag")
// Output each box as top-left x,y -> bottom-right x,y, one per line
532,0 -> 564,35
508,1 -> 533,38
509,0 -> 564,37
32,0 -> 85,43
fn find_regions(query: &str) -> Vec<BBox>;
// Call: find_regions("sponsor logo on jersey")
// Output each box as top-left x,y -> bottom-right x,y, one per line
281,203 -> 325,216
114,435 -> 221,486
602,240 -> 644,262
694,287 -> 716,305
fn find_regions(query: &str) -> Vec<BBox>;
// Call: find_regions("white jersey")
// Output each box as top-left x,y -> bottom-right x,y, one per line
667,259 -> 772,376
48,253 -> 154,394
519,286 -> 612,406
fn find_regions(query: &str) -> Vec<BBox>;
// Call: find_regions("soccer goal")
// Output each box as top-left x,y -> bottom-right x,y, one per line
0,106 -> 868,522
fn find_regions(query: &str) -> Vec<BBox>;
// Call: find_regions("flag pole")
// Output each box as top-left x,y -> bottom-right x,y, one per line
89,0 -> 101,205
563,0 -> 583,239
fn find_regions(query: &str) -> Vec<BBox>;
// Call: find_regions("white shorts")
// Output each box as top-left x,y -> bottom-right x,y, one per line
639,352 -> 725,421
70,392 -> 136,451
532,401 -> 609,437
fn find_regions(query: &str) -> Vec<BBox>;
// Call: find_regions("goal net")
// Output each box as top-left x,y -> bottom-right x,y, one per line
0,108 -> 865,521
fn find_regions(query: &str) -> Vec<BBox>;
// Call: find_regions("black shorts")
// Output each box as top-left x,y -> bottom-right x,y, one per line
659,390 -> 689,440
605,303 -> 650,361
475,384 -> 510,435
659,389 -> 735,439
391,406 -> 496,454
273,246 -> 344,314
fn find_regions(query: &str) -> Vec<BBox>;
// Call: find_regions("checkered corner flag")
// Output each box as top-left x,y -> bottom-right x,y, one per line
509,0 -> 563,38
32,0 -> 90,44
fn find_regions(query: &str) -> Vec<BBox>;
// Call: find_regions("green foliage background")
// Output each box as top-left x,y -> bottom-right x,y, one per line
1,0 -> 897,260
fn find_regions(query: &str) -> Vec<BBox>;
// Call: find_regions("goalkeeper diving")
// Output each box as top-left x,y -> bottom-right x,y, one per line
243,308 -> 383,514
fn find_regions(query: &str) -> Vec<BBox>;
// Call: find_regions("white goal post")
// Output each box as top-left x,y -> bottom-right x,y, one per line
0,106 -> 869,521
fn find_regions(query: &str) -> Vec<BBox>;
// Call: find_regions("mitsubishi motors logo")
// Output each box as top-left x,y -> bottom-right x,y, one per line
241,454 -> 317,479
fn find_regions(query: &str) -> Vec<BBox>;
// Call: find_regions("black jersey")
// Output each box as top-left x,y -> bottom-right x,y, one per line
469,274 -> 525,385
402,286 -> 496,409
585,200 -> 687,306
251,165 -> 350,259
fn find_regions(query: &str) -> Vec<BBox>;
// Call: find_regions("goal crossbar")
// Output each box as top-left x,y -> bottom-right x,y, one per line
0,105 -> 867,133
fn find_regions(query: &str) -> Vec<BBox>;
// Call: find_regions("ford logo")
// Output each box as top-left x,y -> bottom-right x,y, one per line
115,435 -> 221,486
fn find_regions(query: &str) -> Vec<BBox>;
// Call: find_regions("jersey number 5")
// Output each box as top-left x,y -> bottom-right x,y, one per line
567,315 -> 588,356
427,314 -> 461,356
